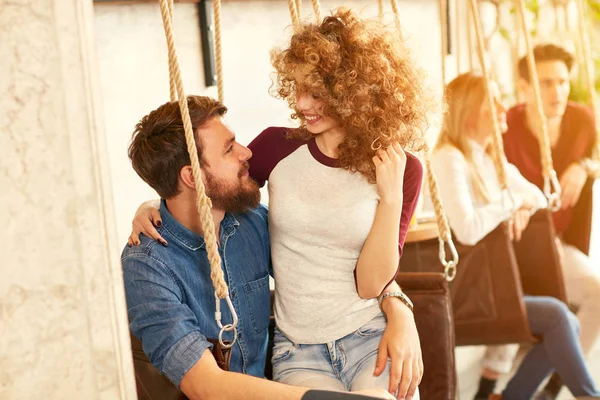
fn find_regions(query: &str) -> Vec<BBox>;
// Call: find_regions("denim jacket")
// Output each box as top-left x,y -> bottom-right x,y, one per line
121,200 -> 271,386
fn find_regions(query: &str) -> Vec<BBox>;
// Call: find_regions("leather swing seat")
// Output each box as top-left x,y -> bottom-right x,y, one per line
130,274 -> 457,400
400,208 -> 567,347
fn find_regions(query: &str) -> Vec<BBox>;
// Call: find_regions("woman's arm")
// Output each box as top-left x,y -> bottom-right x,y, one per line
128,199 -> 164,246
505,162 -> 547,211
431,146 -> 519,246
355,145 -> 423,299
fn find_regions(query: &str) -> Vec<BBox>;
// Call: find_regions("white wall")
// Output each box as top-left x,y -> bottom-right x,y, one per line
1,0 -> 135,398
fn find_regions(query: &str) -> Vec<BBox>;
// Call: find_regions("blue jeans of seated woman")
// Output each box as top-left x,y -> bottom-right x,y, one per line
502,296 -> 600,400
272,313 -> 420,399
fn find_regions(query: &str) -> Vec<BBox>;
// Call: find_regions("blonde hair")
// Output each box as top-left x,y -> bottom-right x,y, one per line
435,72 -> 493,203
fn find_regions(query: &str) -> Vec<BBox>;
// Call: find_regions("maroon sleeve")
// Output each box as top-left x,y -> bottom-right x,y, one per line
398,152 -> 424,257
247,127 -> 306,188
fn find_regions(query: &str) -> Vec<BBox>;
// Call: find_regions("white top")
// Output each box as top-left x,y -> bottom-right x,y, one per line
430,140 -> 547,246
248,127 -> 423,344
268,145 -> 382,343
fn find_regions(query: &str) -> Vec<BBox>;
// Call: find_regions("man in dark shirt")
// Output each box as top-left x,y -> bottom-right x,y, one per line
503,43 -> 600,398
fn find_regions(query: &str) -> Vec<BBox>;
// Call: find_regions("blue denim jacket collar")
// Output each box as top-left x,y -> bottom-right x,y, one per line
160,199 -> 240,251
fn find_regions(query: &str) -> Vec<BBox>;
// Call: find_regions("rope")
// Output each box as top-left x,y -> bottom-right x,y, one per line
469,0 -> 510,194
213,0 -> 224,102
425,149 -> 458,280
288,0 -> 301,32
167,0 -> 176,102
158,0 -> 229,300
439,0 -> 448,89
455,0 -> 461,74
388,0 -> 457,277
516,0 -> 562,209
512,5 -> 522,102
575,0 -> 600,159
389,0 -> 403,37
310,0 -> 321,22
467,2 -> 474,70
424,153 -> 451,242
553,1 -> 564,33
294,0 -> 302,21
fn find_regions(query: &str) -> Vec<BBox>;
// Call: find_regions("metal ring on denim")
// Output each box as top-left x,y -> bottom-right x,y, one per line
218,324 -> 238,348
215,292 -> 239,346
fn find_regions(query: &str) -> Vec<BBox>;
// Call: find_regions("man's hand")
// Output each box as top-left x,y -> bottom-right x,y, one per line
559,162 -> 587,210
376,301 -> 422,400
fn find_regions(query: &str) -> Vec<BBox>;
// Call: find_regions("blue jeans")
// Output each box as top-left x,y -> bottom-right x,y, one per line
503,296 -> 600,400
272,314 -> 419,398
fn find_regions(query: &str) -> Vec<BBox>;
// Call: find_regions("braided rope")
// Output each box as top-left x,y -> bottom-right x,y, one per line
467,2 -> 474,70
213,0 -> 224,102
439,0 -> 448,89
158,0 -> 229,299
425,147 -> 458,280
378,0 -> 384,22
388,0 -> 456,275
389,0 -> 403,37
310,0 -> 321,22
288,0 -> 301,32
575,0 -> 600,159
469,0 -> 510,194
167,0 -> 176,102
516,0 -> 561,208
294,0 -> 302,21
512,5 -> 522,102
424,152 -> 451,242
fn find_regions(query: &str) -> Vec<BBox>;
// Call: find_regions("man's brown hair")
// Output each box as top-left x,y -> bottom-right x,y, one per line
128,96 -> 227,199
517,43 -> 575,82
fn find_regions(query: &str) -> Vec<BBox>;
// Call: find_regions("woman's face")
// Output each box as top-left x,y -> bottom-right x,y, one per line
474,81 -> 508,139
292,68 -> 341,135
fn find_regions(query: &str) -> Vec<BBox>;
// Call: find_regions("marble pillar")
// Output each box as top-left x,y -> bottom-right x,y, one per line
0,0 -> 136,398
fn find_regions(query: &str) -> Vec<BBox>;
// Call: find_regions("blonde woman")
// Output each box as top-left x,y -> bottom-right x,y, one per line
430,72 -> 599,400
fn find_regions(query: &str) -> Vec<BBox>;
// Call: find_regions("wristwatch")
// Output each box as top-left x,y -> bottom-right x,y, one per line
378,291 -> 414,312
578,158 -> 595,177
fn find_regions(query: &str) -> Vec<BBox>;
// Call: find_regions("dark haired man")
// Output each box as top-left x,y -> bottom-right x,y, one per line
122,96 -> 417,400
502,43 -> 600,399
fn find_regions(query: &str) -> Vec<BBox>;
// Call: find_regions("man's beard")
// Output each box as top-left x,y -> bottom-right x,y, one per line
205,170 -> 261,213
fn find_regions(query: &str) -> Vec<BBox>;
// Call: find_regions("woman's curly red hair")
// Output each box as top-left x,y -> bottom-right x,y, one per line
271,7 -> 429,183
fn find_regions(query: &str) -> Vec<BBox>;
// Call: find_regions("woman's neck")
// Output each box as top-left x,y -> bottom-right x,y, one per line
314,128 -> 346,158
469,130 -> 492,149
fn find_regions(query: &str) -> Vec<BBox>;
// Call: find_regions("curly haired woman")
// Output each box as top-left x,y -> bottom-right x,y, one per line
129,8 -> 427,399
248,8 -> 427,397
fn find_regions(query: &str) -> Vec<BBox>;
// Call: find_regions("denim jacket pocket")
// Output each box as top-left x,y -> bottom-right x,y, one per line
243,274 -> 271,334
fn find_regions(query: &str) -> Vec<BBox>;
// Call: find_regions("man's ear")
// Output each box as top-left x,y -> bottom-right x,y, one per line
179,166 -> 196,190
517,78 -> 529,97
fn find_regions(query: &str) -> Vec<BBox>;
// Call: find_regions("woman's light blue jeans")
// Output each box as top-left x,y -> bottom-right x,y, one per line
272,313 -> 419,398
